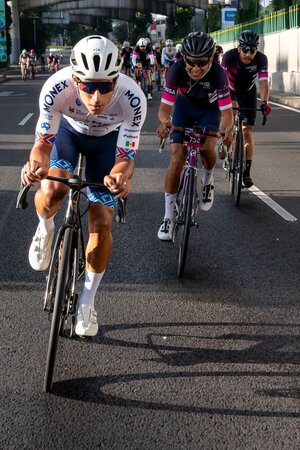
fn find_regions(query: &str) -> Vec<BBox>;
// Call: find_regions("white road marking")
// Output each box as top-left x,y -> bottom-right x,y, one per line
269,101 -> 300,114
0,91 -> 14,96
249,186 -> 297,222
18,113 -> 34,126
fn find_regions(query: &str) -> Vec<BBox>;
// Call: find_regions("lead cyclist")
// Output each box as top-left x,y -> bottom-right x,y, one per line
21,35 -> 147,337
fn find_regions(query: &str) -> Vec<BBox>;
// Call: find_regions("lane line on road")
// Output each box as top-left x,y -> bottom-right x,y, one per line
269,101 -> 300,114
18,113 -> 34,126
249,186 -> 297,222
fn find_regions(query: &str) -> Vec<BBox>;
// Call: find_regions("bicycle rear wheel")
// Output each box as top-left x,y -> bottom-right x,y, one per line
176,169 -> 195,278
232,131 -> 244,207
44,227 -> 73,393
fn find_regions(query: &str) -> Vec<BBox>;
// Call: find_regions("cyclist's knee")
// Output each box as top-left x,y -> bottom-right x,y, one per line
88,204 -> 114,234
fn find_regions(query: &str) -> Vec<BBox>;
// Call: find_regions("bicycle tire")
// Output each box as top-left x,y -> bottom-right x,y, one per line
177,169 -> 195,278
44,227 -> 73,393
232,131 -> 244,207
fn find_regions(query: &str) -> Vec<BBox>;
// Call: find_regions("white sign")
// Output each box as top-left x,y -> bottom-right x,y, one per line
221,7 -> 237,29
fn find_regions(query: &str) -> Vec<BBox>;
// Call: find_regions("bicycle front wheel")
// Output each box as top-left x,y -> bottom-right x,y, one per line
232,131 -> 244,207
44,227 -> 73,393
177,169 -> 195,278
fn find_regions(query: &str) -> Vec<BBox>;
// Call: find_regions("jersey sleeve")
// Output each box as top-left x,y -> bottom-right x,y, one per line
216,65 -> 232,111
35,80 -> 63,145
115,82 -> 147,160
161,62 -> 179,106
258,53 -> 269,81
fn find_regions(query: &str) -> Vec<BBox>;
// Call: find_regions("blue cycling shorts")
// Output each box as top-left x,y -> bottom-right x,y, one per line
170,93 -> 221,144
50,118 -> 118,208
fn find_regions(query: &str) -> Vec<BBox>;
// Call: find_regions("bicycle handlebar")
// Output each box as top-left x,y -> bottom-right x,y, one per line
16,176 -> 127,223
233,106 -> 267,126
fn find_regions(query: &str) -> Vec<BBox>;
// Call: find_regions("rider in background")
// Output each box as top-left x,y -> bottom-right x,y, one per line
47,53 -> 55,72
28,48 -> 37,79
19,49 -> 29,80
213,42 -> 224,64
120,41 -> 133,76
162,39 -> 176,72
21,36 -> 147,337
131,38 -> 155,100
221,30 -> 271,186
175,43 -> 183,62
156,32 -> 233,241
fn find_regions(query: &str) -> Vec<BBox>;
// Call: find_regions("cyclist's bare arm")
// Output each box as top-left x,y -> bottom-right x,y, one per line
157,102 -> 172,138
104,158 -> 134,199
21,141 -> 52,186
218,108 -> 234,144
259,79 -> 269,102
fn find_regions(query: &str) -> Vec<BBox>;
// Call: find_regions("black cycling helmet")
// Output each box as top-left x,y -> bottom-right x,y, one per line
238,30 -> 259,48
181,32 -> 215,58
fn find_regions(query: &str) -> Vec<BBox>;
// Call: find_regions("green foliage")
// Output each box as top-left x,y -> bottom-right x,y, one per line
175,7 -> 196,38
20,7 -> 56,56
166,6 -> 196,39
129,12 -> 153,44
271,0 -> 293,10
235,0 -> 260,24
207,5 -> 221,33
166,12 -> 177,39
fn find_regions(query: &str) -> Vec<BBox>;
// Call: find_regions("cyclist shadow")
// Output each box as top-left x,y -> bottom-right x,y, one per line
52,321 -> 300,417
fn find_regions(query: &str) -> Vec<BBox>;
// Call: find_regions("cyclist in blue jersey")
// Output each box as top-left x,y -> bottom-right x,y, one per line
221,30 -> 271,186
21,36 -> 147,337
156,32 -> 233,241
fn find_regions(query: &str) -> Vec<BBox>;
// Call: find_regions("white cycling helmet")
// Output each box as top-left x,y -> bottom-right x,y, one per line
165,39 -> 173,46
123,41 -> 130,48
70,35 -> 123,80
22,49 -> 27,55
137,38 -> 148,47
175,43 -> 182,52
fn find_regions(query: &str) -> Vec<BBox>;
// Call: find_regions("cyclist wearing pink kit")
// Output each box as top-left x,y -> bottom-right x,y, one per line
21,36 -> 147,337
221,30 -> 271,187
157,32 -> 233,241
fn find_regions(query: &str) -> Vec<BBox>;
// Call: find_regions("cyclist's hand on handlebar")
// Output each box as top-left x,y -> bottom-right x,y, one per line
218,129 -> 233,146
21,161 -> 49,186
157,119 -> 171,139
260,101 -> 272,117
104,173 -> 130,199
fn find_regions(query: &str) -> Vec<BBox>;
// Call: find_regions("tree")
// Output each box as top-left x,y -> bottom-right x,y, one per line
175,7 -> 196,38
128,12 -> 153,44
207,4 -> 221,33
235,0 -> 260,24
0,1 -> 12,67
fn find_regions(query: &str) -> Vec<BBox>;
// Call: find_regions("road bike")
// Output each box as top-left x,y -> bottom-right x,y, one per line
172,125 -> 218,278
221,106 -> 267,207
16,154 -> 126,393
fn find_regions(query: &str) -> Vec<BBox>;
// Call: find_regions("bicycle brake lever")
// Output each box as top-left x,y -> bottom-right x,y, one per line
115,197 -> 127,224
16,184 -> 31,209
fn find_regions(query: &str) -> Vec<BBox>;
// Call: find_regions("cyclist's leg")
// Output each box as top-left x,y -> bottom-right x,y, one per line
146,62 -> 153,99
238,87 -> 257,187
135,62 -> 142,85
158,96 -> 188,240
198,106 -> 221,211
75,130 -> 118,336
29,118 -> 79,271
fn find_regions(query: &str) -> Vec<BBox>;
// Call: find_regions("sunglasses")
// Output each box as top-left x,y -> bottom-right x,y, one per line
240,46 -> 257,55
139,46 -> 146,49
76,78 -> 114,95
184,56 -> 211,67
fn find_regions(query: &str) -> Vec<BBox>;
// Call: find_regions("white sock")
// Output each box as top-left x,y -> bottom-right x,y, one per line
37,212 -> 55,235
78,269 -> 105,309
164,193 -> 176,220
202,168 -> 214,186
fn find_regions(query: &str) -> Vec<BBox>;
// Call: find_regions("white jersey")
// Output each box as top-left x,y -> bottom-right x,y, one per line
36,66 -> 147,152
162,47 -> 176,64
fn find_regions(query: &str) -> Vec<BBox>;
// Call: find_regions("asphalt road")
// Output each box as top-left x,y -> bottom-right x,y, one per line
0,68 -> 299,449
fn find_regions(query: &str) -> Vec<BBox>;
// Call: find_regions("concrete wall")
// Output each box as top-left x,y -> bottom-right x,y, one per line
221,28 -> 300,95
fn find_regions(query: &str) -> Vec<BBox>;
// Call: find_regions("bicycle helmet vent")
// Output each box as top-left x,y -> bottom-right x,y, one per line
238,30 -> 259,48
70,35 -> 123,80
182,32 -> 215,58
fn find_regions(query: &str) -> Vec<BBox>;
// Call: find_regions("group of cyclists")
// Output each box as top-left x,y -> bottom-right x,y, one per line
21,30 -> 271,337
120,38 -> 183,99
19,49 -> 61,80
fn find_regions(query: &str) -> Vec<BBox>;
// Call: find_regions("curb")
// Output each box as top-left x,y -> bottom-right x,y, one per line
269,93 -> 300,110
